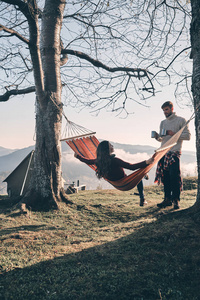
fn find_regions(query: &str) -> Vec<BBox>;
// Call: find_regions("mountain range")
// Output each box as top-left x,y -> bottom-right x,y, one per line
0,142 -> 197,194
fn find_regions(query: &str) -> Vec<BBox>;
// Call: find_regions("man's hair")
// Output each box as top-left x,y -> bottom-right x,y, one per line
161,101 -> 173,109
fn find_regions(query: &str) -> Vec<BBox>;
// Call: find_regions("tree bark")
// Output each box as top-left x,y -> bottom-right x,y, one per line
21,0 -> 68,211
190,0 -> 200,213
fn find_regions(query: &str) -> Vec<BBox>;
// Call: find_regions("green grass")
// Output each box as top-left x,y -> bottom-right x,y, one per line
0,180 -> 199,300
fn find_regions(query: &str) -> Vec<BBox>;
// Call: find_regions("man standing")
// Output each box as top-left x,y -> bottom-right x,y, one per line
154,101 -> 191,209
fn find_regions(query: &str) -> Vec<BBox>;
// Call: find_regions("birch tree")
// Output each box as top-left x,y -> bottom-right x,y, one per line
1,0 -> 199,212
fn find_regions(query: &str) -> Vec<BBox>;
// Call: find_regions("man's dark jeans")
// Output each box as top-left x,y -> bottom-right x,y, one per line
163,156 -> 181,201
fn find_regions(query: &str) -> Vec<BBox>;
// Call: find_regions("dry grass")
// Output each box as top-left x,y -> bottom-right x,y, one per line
0,180 -> 199,300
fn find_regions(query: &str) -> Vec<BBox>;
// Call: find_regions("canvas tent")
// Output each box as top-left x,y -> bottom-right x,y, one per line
3,150 -> 67,197
3,151 -> 34,197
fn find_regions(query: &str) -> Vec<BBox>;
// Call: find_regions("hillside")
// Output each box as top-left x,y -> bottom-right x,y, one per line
0,146 -> 17,157
0,186 -> 199,300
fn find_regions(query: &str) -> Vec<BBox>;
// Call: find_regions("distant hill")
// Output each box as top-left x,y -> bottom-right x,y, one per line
0,142 -> 197,194
0,146 -> 18,157
0,146 -> 34,173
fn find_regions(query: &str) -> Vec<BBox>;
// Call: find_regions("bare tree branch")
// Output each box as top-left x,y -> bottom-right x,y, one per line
0,0 -> 191,111
0,24 -> 29,44
62,49 -> 153,77
0,86 -> 35,102
152,46 -> 192,78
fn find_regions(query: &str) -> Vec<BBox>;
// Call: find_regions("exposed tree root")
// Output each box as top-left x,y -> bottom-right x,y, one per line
8,188 -> 74,212
60,187 -> 74,205
184,203 -> 200,223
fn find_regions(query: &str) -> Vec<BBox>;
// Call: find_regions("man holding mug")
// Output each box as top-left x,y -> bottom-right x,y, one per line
153,101 -> 191,209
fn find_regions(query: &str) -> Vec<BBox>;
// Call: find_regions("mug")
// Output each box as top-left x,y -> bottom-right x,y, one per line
151,131 -> 157,138
161,129 -> 167,136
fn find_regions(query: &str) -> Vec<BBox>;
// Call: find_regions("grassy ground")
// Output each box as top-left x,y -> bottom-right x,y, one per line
0,181 -> 199,300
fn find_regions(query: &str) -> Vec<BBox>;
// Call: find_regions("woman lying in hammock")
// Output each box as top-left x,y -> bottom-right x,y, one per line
74,140 -> 154,181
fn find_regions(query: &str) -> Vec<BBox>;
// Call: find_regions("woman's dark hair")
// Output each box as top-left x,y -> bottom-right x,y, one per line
95,141 -> 112,179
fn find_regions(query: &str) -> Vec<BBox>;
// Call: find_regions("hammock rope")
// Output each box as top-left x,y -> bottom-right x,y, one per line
61,117 -> 192,191
61,113 -> 96,141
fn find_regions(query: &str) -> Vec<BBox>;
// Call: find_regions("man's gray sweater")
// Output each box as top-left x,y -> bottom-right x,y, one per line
157,112 -> 191,152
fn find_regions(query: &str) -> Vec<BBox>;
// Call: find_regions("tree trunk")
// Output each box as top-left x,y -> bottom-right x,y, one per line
21,0 -> 69,211
190,0 -> 200,214
22,99 -> 63,210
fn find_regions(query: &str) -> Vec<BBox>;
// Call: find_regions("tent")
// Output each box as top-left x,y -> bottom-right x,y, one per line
3,151 -> 34,197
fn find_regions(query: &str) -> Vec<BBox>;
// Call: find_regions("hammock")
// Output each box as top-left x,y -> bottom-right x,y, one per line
61,118 -> 190,191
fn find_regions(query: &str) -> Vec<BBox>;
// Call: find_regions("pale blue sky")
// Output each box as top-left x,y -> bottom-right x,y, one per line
0,86 -> 195,152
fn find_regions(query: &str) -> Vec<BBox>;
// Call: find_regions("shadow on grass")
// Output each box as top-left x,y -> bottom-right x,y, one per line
73,199 -> 164,225
0,196 -> 21,209
1,210 -> 200,300
0,225 -> 59,237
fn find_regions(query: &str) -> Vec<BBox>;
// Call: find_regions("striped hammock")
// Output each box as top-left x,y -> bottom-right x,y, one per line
61,118 -> 189,191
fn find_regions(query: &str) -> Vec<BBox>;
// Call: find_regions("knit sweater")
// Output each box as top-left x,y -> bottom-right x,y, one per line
157,112 -> 191,152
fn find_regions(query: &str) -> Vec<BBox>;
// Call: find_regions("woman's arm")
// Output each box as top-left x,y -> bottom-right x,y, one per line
114,156 -> 154,171
74,153 -> 96,165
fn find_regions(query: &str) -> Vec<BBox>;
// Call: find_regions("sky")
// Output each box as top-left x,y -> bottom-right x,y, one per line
0,85 -> 196,153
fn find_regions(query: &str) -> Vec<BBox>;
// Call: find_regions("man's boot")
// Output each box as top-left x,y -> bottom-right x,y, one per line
173,199 -> 180,210
157,197 -> 172,208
